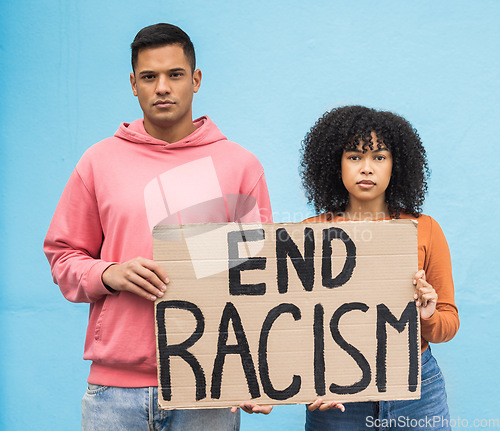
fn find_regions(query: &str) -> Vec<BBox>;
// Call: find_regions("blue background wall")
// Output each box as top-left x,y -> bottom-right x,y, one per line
1,1 -> 499,429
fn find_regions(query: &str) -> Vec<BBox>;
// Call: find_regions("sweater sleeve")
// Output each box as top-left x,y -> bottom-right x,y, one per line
420,216 -> 459,343
43,168 -> 115,303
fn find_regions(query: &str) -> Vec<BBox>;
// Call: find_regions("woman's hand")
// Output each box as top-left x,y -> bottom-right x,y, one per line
413,270 -> 437,319
307,398 -> 345,412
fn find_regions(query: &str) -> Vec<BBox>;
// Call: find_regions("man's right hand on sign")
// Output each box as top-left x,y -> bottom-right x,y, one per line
102,257 -> 169,301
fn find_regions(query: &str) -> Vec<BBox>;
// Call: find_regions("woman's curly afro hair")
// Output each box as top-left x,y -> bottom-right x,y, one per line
300,105 -> 429,218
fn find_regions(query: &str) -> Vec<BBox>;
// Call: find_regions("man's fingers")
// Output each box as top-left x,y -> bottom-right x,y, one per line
130,268 -> 166,293
130,259 -> 168,292
236,402 -> 273,415
252,405 -> 272,414
126,273 -> 165,300
102,257 -> 169,301
128,284 -> 158,301
238,403 -> 254,414
138,257 -> 169,285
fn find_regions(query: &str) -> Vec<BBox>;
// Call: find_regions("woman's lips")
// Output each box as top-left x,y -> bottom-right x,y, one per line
357,180 -> 375,189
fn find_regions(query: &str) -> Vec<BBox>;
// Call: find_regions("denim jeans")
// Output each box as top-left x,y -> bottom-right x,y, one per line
81,385 -> 240,431
305,347 -> 451,431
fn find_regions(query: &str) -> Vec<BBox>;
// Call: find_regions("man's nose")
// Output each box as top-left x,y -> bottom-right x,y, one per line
156,75 -> 171,94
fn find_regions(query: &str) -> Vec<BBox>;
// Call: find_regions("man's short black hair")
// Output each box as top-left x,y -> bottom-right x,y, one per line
131,23 -> 196,73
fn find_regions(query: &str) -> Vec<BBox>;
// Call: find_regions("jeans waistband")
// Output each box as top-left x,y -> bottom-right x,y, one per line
421,345 -> 432,365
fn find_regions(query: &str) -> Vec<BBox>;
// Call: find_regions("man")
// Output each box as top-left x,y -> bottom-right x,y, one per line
44,23 -> 272,430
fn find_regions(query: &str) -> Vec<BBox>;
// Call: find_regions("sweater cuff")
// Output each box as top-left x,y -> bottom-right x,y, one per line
87,260 -> 118,298
420,309 -> 439,338
421,309 -> 439,323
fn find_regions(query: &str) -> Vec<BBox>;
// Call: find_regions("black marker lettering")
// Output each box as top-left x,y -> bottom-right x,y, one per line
228,229 -> 266,295
329,302 -> 371,395
276,227 -> 315,293
322,227 -> 356,288
259,303 -> 302,400
313,303 -> 326,396
376,302 -> 419,393
156,300 -> 206,401
211,302 -> 260,399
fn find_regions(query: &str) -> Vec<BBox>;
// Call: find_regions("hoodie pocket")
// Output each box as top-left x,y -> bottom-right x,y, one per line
94,296 -> 109,342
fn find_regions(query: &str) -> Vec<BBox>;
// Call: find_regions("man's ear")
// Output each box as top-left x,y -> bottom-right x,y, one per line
192,69 -> 202,94
130,72 -> 138,96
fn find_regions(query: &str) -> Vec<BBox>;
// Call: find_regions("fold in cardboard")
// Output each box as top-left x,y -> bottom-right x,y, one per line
153,220 -> 420,409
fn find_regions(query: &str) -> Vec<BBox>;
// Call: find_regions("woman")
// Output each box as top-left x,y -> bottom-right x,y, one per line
300,105 -> 459,430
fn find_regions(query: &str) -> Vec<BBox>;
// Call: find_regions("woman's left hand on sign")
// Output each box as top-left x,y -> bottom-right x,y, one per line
413,269 -> 437,319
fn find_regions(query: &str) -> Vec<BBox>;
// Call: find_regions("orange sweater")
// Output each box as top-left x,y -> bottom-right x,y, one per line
303,213 -> 459,353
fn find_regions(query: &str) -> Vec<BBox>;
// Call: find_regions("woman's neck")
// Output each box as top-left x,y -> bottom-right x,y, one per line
343,198 -> 390,221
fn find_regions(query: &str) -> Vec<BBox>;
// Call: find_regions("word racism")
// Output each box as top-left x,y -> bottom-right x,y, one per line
153,221 -> 420,409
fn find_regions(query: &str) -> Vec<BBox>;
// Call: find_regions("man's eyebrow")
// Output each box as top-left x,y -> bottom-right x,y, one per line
139,67 -> 187,75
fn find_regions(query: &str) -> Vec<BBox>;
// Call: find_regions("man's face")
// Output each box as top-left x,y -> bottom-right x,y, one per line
130,44 -> 201,141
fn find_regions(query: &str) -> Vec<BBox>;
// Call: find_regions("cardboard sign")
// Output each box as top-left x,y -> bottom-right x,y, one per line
153,221 -> 420,409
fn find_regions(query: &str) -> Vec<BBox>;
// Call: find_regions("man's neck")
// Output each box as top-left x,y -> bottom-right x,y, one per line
143,118 -> 197,143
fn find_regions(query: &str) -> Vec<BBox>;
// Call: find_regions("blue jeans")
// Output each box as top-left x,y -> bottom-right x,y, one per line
81,385 -> 240,431
305,347 -> 450,431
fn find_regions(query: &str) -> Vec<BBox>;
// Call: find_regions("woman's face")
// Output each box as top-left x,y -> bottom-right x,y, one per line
341,132 -> 393,207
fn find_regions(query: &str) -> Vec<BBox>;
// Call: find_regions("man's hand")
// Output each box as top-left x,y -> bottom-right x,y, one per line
102,257 -> 169,301
413,270 -> 437,319
307,399 -> 345,412
231,403 -> 273,415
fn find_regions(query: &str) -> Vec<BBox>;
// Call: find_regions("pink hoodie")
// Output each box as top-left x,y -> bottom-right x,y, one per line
44,116 -> 272,386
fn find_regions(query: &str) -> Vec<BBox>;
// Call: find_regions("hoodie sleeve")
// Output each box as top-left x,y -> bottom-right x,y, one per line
43,168 -> 114,303
250,172 -> 273,223
234,170 -> 273,224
